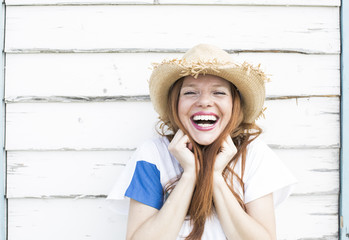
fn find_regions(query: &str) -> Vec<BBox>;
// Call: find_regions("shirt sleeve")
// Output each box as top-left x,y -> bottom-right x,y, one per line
125,160 -> 163,210
243,139 -> 297,207
106,139 -> 164,214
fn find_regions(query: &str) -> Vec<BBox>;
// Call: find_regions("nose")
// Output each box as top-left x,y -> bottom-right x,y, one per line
196,92 -> 213,108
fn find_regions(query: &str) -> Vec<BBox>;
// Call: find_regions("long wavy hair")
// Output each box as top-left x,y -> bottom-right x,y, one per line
158,76 -> 262,240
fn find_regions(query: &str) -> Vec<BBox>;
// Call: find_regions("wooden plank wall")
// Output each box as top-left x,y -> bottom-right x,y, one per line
3,0 -> 341,239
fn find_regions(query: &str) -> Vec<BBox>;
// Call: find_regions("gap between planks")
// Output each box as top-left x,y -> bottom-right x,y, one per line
6,192 -> 339,199
4,144 -> 340,151
4,95 -> 340,103
5,48 -> 340,55
4,3 -> 341,7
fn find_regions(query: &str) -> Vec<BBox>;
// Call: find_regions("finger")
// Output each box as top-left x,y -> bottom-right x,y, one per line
225,135 -> 236,149
220,135 -> 231,148
177,133 -> 191,148
187,142 -> 193,151
170,130 -> 192,152
171,129 -> 184,144
221,135 -> 237,155
225,135 -> 234,145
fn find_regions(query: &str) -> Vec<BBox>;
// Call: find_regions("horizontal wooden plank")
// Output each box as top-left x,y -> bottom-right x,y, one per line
5,53 -> 340,99
258,97 -> 339,148
274,148 -> 339,195
5,101 -> 159,151
276,194 -> 338,239
6,148 -> 338,198
5,5 -> 340,53
4,0 -> 341,6
5,97 -> 339,150
6,150 -> 133,198
7,195 -> 338,240
7,198 -> 128,240
5,0 -> 154,5
158,0 -> 341,6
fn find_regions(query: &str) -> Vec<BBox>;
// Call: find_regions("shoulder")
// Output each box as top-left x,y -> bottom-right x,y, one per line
137,136 -> 169,149
244,137 -> 278,167
243,136 -> 297,206
134,136 -> 176,170
244,137 -> 279,173
136,137 -> 170,157
246,137 -> 272,155
135,136 -> 168,155
242,137 -> 280,191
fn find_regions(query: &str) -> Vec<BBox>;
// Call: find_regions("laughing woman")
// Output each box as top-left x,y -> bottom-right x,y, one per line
108,44 -> 297,240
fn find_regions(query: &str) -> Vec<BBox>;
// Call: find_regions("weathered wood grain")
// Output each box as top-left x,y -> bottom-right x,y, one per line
158,0 -> 341,6
5,102 -> 158,151
7,195 -> 338,240
5,97 -> 339,150
3,2 -> 341,240
5,5 -> 340,53
5,0 -> 154,4
7,199 -> 128,240
4,0 -> 341,6
276,195 -> 338,239
275,148 -> 339,195
258,97 -> 339,148
6,150 -> 133,198
6,148 -> 338,198
5,53 -> 340,99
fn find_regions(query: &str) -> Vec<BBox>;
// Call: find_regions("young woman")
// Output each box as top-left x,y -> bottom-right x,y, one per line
108,44 -> 296,240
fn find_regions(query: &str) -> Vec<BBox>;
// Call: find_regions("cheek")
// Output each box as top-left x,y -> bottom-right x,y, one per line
178,98 -> 191,115
177,99 -> 188,123
221,101 -> 233,121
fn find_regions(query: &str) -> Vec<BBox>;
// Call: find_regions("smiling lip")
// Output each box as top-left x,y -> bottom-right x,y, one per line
190,112 -> 219,131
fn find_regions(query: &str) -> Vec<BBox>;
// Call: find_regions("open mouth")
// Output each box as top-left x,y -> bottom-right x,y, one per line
191,113 -> 219,130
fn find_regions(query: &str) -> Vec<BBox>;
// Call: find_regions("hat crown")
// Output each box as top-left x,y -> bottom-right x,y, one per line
182,44 -> 232,63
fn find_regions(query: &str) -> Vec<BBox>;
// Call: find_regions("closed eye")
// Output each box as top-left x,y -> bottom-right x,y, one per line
183,91 -> 197,95
214,91 -> 227,95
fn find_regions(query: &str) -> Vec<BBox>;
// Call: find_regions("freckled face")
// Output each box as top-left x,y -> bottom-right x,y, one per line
178,75 -> 233,145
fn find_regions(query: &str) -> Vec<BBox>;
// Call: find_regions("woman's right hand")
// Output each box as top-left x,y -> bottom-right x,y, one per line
168,129 -> 196,174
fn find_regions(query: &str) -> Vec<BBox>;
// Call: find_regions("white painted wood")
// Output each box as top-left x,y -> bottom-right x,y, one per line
276,195 -> 338,239
275,148 -> 339,195
5,6 -> 340,53
5,102 -> 159,150
7,195 -> 338,240
258,97 -> 339,147
6,150 -> 133,198
5,53 -> 340,99
3,2 -> 341,240
5,97 -> 339,151
5,0 -> 154,4
7,199 -> 128,240
4,0 -> 341,6
6,148 -> 338,198
159,0 -> 341,6
6,151 -> 130,198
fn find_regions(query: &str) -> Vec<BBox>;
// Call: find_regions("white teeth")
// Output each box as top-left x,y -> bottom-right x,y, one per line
197,123 -> 214,127
193,115 -> 217,121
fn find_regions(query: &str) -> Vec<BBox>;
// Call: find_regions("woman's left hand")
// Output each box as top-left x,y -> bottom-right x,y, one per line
214,135 -> 237,174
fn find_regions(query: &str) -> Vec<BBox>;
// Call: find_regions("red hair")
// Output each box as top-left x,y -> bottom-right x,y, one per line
159,76 -> 262,239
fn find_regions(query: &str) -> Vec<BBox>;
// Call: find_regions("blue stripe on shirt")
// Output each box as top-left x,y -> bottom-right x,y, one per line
125,160 -> 163,210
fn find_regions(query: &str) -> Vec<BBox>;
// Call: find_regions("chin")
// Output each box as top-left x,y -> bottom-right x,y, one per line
192,136 -> 217,146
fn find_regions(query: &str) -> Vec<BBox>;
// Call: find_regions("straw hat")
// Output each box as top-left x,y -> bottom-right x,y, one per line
149,44 -> 269,123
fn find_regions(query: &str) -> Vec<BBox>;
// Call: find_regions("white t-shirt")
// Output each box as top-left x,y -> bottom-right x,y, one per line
107,136 -> 297,239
